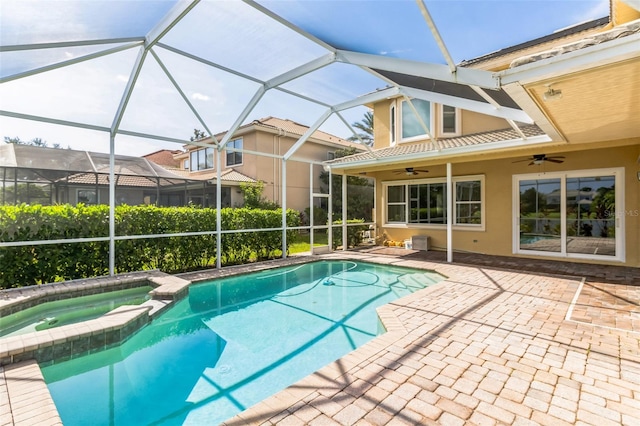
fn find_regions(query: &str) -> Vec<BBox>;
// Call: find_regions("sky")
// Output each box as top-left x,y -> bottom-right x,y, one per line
0,0 -> 610,156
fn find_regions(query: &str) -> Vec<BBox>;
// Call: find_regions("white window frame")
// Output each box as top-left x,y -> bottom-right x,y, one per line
390,101 -> 397,147
382,174 -> 485,230
512,167 -> 625,262
399,98 -> 434,143
226,137 -> 243,167
439,104 -> 461,137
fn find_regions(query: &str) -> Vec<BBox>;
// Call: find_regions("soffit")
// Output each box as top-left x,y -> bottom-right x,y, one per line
525,58 -> 640,144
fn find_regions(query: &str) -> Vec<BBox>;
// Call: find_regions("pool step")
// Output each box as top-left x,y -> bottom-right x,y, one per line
397,273 -> 441,290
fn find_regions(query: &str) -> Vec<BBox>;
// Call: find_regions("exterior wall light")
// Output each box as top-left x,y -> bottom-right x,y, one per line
543,87 -> 563,101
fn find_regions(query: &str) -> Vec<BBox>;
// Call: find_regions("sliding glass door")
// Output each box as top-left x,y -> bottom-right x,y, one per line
518,178 -> 562,253
514,168 -> 623,261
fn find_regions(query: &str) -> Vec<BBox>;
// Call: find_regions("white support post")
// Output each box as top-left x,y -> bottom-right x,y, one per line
447,162 -> 453,263
309,164 -> 315,251
109,134 -> 116,276
342,172 -> 347,251
328,168 -> 333,251
216,149 -> 222,269
281,159 -> 287,258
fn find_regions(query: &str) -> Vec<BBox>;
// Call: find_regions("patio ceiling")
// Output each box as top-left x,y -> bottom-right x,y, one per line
1,0 -> 638,163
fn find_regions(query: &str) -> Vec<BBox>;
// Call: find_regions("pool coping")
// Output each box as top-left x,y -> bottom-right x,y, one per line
1,255 -> 432,425
0,270 -> 191,366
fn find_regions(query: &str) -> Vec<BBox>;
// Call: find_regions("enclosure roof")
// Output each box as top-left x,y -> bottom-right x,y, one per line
1,0 -> 635,161
0,143 -> 191,184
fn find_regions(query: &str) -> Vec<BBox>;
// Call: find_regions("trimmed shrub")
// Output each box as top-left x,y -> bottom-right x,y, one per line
0,204 -> 300,288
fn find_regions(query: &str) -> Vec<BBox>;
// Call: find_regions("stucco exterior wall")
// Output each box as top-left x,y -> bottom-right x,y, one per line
374,143 -> 639,267
372,99 -> 512,149
225,130 -> 337,213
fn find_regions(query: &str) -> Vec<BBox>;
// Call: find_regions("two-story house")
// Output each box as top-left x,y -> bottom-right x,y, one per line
326,0 -> 639,268
170,116 -> 364,212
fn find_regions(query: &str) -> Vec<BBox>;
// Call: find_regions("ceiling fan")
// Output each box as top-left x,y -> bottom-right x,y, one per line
394,167 -> 429,176
513,154 -> 565,166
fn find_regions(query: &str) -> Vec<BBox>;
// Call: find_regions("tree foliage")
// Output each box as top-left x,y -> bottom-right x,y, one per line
347,111 -> 374,146
239,181 -> 279,210
320,147 -> 374,222
4,136 -> 65,149
190,129 -> 207,142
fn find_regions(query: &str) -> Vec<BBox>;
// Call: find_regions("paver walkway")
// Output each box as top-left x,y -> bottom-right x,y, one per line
223,251 -> 640,425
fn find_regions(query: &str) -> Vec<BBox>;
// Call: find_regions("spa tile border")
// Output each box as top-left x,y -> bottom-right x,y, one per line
0,272 -> 190,366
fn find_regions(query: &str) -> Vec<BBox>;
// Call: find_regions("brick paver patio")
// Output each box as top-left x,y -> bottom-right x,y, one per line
1,250 -> 638,425
222,251 -> 640,425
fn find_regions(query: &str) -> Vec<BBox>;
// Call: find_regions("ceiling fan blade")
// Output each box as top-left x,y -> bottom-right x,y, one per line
414,169 -> 429,173
528,161 -> 535,166
546,158 -> 564,163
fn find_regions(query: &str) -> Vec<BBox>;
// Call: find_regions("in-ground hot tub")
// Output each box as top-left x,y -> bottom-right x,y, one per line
0,285 -> 153,338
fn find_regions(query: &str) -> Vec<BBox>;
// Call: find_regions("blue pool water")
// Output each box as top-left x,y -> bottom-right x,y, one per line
41,261 -> 442,425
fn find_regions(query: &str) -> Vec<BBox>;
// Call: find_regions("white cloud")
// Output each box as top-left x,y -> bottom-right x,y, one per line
192,93 -> 210,101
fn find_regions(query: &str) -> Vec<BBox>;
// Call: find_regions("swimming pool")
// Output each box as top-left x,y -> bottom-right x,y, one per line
41,260 -> 442,425
0,286 -> 153,338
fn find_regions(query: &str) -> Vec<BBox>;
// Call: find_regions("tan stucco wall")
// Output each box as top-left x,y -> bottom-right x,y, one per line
374,143 -> 640,267
372,99 -> 512,148
613,0 -> 640,26
227,131 -> 336,212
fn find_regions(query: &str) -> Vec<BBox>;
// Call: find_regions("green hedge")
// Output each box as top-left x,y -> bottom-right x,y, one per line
330,219 -> 368,249
0,204 -> 300,289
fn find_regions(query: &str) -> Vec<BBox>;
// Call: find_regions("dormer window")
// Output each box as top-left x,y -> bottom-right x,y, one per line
400,98 -> 432,142
440,104 -> 460,136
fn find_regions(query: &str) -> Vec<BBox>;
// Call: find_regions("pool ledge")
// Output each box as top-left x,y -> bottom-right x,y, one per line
0,271 -> 191,366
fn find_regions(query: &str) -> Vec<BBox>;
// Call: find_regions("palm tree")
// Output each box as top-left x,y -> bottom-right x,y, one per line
347,111 -> 373,146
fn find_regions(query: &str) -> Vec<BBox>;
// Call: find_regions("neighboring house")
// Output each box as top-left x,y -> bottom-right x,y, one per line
170,117 -> 364,212
0,144 -> 198,206
326,0 -> 639,267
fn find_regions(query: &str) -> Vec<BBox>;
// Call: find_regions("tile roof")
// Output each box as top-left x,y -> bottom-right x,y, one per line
142,149 -> 182,168
510,18 -> 640,68
165,168 -> 256,184
326,124 -> 546,165
459,17 -> 610,67
206,116 -> 364,151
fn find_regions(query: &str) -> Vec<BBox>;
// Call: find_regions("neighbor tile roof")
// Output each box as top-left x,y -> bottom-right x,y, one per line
165,168 -> 256,184
326,124 -> 545,165
207,116 -> 363,151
